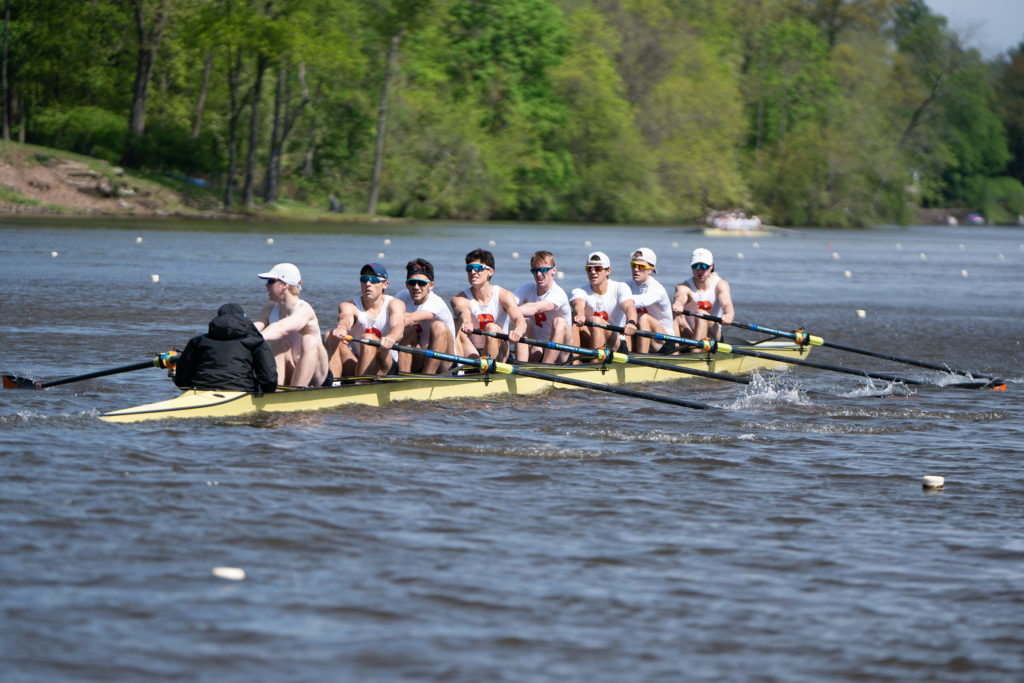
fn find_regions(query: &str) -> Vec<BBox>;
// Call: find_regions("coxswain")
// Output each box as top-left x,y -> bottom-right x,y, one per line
174,303 -> 278,393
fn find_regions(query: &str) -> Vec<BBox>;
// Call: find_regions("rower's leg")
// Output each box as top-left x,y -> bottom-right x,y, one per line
290,333 -> 324,387
422,321 -> 454,374
541,317 -> 570,364
588,316 -> 608,350
324,331 -> 358,377
398,326 -> 418,373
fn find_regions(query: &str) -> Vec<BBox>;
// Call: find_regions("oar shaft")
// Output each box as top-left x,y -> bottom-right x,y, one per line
39,359 -> 162,388
347,335 -> 714,410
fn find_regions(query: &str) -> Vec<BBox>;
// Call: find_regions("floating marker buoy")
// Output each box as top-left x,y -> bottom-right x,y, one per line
922,475 -> 944,489
752,242 -> 760,249
212,566 -> 246,581
488,240 -> 496,247
512,251 -> 519,259
136,236 -> 143,244
844,270 -> 852,278
998,254 -> 1005,261
961,269 -> 968,278
958,244 -> 965,251
50,251 -> 58,258
584,240 -> 592,248
266,238 -> 274,245
919,253 -> 927,261
671,242 -> 679,248
896,243 -> 902,250
556,271 -> 564,280
856,309 -> 866,318
377,252 -> 385,259
384,238 -> 391,246
832,252 -> 840,260
737,252 -> 745,260
151,274 -> 160,283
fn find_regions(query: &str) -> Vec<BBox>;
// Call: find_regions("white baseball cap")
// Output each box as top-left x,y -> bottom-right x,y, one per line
690,248 -> 714,266
586,251 -> 611,268
258,262 -> 302,287
631,247 -> 657,271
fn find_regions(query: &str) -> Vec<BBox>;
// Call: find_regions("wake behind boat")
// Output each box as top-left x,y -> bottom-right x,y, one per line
99,340 -> 809,423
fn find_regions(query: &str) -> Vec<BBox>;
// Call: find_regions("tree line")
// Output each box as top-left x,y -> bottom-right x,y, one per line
2,0 -> 1022,226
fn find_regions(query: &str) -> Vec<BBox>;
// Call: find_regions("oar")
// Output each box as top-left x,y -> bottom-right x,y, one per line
473,328 -> 873,399
2,352 -> 180,390
345,336 -> 714,410
585,321 -> 1000,390
686,310 -> 1005,385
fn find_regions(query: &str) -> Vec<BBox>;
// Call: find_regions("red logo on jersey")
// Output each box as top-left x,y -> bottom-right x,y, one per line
637,306 -> 648,315
534,311 -> 547,328
477,313 -> 495,327
366,327 -> 383,337
594,311 -> 609,321
697,301 -> 712,311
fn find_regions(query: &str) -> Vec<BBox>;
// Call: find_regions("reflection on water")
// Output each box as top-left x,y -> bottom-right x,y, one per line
2,219 -> 1023,680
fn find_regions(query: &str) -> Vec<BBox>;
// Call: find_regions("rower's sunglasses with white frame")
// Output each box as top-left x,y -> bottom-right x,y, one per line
530,266 -> 554,275
360,274 -> 385,283
465,263 -> 492,273
692,263 -> 711,271
585,265 -> 607,273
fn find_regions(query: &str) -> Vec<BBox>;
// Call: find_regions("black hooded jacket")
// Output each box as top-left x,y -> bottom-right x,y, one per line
173,303 -> 278,393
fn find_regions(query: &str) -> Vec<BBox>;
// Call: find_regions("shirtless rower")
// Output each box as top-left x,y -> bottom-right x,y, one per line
254,263 -> 330,387
512,250 -> 572,363
673,247 -> 735,343
627,247 -> 674,353
450,248 -> 526,361
570,251 -> 638,352
394,258 -> 458,374
324,263 -> 406,377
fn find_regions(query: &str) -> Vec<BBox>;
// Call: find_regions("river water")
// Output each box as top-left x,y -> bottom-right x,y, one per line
1,217 -> 1022,681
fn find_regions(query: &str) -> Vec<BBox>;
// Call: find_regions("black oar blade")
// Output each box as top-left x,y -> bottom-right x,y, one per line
2,374 -> 42,390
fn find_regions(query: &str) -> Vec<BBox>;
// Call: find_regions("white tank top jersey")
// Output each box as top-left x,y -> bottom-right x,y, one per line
629,276 -> 674,331
570,279 -> 633,327
513,281 -> 572,342
684,273 -> 724,318
349,295 -> 398,360
396,290 -> 457,344
461,286 -> 510,332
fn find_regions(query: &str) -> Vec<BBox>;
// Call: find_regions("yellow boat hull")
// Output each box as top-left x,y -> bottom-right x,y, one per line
99,342 -> 809,423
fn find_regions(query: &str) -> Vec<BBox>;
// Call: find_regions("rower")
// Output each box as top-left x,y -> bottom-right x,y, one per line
394,258 -> 458,374
254,263 -> 331,387
325,263 -> 406,377
626,247 -> 674,353
451,248 -> 526,361
673,247 -> 735,343
174,303 -> 278,393
570,251 -> 638,352
512,250 -> 572,363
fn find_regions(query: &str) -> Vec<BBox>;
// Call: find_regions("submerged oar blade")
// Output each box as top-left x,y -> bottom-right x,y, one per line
2,374 -> 42,390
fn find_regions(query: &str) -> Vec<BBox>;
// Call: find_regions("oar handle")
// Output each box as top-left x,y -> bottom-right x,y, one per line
472,329 -> 625,364
686,311 -> 824,346
345,335 -> 492,372
585,320 -> 717,352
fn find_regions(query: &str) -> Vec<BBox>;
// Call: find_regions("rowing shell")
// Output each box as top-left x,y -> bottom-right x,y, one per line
99,341 -> 809,423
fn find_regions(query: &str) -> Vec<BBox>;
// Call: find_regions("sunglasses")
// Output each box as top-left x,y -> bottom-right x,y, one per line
530,266 -> 554,275
692,263 -> 711,271
406,278 -> 431,287
360,275 -> 384,284
465,263 -> 492,273
630,261 -> 654,270
265,278 -> 283,285
585,265 -> 607,273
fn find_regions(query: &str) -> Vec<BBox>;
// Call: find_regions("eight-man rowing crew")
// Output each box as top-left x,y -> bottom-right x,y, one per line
172,246 -> 735,393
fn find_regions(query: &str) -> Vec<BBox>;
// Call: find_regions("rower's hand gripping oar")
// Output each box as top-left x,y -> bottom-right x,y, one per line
344,336 -> 714,410
585,321 -> 995,390
686,310 -> 1005,388
2,351 -> 180,390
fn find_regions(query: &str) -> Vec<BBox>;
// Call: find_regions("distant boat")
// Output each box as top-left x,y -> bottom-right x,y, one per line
704,213 -> 774,236
967,213 -> 985,226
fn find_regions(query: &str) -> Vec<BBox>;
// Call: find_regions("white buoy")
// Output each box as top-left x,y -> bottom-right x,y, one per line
151,274 -> 160,283
895,243 -> 902,250
919,252 -> 927,261
737,252 -> 745,260
958,244 -> 965,251
50,251 -> 58,258
556,271 -> 564,280
998,253 -> 1005,261
752,242 -> 760,249
212,566 -> 246,581
584,240 -> 592,248
136,236 -> 143,244
511,251 -> 519,259
856,309 -> 866,318
488,240 -> 496,247
671,242 -> 679,248
377,252 -> 385,259
922,475 -> 944,489
832,252 -> 840,260
844,270 -> 852,279
384,238 -> 391,246
961,269 -> 968,278
266,238 -> 274,245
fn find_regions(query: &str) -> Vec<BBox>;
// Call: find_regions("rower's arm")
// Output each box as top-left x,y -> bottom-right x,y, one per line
518,299 -> 557,317
450,294 -> 473,333
381,298 -> 407,348
672,284 -> 692,315
570,296 -> 587,325
328,302 -> 358,339
717,280 -> 735,325
500,289 -> 528,341
621,297 -> 638,334
403,308 -> 435,326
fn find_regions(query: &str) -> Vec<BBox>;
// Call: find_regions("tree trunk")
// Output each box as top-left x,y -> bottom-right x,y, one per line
302,123 -> 316,179
191,52 -> 214,139
264,61 -> 310,205
367,29 -> 403,215
123,0 -> 170,167
224,47 -> 243,211
243,54 -> 268,209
